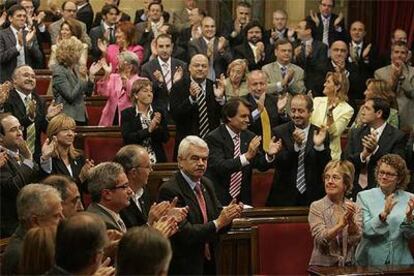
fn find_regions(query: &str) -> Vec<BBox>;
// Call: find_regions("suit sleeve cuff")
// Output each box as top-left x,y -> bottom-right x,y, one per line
313,144 -> 325,151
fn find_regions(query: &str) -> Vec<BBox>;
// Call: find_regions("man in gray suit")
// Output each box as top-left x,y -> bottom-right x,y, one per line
375,41 -> 414,130
188,16 -> 233,81
87,162 -> 133,233
262,39 -> 306,95
48,0 -> 91,47
0,4 -> 43,82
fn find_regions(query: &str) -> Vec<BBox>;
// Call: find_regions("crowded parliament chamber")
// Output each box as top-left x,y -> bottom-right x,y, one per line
1,0 -> 414,275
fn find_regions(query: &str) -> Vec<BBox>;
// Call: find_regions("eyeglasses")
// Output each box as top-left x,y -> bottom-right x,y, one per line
378,170 -> 398,178
109,184 -> 130,190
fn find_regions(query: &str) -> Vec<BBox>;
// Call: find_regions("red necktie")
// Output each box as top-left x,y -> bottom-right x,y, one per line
195,182 -> 211,260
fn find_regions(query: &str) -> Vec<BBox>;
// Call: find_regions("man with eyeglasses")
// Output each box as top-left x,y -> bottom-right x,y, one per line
344,98 -> 406,199
86,162 -> 133,233
0,113 -> 40,238
48,0 -> 91,47
114,145 -> 188,229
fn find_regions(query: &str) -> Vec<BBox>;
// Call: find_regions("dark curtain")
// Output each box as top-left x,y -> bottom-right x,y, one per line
375,0 -> 414,56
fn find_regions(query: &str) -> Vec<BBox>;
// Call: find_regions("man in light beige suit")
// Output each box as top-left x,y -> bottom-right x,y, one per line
375,41 -> 414,130
262,39 -> 306,95
48,1 -> 91,48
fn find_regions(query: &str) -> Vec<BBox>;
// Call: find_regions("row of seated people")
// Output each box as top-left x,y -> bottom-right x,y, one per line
2,134 -> 414,275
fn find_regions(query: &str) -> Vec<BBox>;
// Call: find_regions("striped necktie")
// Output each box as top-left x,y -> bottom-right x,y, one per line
229,134 -> 243,199
322,17 -> 329,46
162,63 -> 172,91
196,85 -> 209,138
296,143 -> 306,194
24,96 -> 36,154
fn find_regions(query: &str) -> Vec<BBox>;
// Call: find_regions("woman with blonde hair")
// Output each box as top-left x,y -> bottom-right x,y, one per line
121,78 -> 169,163
40,114 -> 94,192
19,227 -> 56,275
224,59 -> 249,98
51,37 -> 100,125
311,72 -> 354,160
352,78 -> 399,128
356,154 -> 414,265
309,160 -> 362,267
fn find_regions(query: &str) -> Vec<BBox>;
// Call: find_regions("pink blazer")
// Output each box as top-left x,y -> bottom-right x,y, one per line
96,73 -> 141,126
106,44 -> 144,72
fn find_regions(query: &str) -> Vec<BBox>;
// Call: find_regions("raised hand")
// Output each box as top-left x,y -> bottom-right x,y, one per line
189,81 -> 202,99
361,132 -> 378,154
93,257 -> 115,276
217,36 -> 227,53
215,199 -> 243,230
153,70 -> 164,83
148,201 -> 170,225
148,112 -> 161,133
267,137 -> 282,156
0,81 -> 12,104
0,151 -> 8,168
41,136 -> 57,160
100,59 -> 112,75
406,197 -> 414,222
282,68 -> 294,86
0,11 -> 7,27
97,38 -> 108,55
17,140 -> 32,160
309,10 -> 320,27
362,43 -> 372,60
89,61 -> 103,77
79,159 -> 95,182
152,215 -> 178,238
173,66 -> 184,83
46,100 -> 63,120
245,136 -> 262,161
334,12 -> 344,27
213,76 -> 225,98
255,42 -> 265,60
26,28 -> 36,45
292,129 -> 305,146
166,198 -> 189,223
287,29 -> 295,40
313,125 -> 327,147
277,93 -> 288,112
382,193 -> 397,220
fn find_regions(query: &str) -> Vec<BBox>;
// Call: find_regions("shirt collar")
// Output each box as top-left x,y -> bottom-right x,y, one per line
295,123 -> 311,134
157,56 -> 171,67
371,122 -> 387,139
103,21 -> 115,30
225,124 -> 239,140
277,61 -> 289,69
10,25 -> 20,36
248,42 -> 258,49
203,36 -> 214,45
77,3 -> 88,10
180,170 -> 198,191
352,41 -> 363,48
16,89 -> 30,102
136,105 -> 154,118
132,188 -> 144,203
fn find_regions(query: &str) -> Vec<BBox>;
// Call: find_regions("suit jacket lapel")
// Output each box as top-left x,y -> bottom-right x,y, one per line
176,172 -> 201,217
219,124 -> 235,155
10,90 -> 26,118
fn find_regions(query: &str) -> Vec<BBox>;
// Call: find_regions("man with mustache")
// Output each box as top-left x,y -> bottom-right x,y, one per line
266,94 -> 331,206
233,20 -> 272,71
205,97 -> 282,205
158,135 -> 243,275
0,65 -> 62,162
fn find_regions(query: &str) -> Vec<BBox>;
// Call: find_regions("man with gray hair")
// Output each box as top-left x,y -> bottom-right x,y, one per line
2,183 -> 63,275
158,135 -> 243,275
114,145 -> 188,229
86,161 -> 133,233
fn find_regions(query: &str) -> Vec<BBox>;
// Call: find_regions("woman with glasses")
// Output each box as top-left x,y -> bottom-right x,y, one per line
308,160 -> 362,267
121,79 -> 169,164
355,154 -> 414,265
40,114 -> 94,192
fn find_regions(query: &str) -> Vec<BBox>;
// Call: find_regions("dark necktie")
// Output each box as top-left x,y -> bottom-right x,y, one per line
108,27 -> 115,44
197,84 -> 209,138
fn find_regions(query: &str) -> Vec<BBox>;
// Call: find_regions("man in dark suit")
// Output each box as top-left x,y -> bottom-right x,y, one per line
264,9 -> 295,46
177,7 -> 204,54
347,21 -> 377,102
0,4 -> 43,83
1,65 -> 62,162
188,16 -> 232,81
75,0 -> 93,32
0,114 -> 39,238
89,4 -> 119,61
170,54 -> 224,160
135,2 -> 164,55
158,135 -> 243,275
266,94 -> 331,206
205,97 -> 282,205
221,1 -> 251,47
141,33 -> 187,113
294,19 -> 328,96
233,20 -> 273,71
87,162 -> 133,233
344,98 -> 406,199
242,70 -> 287,136
305,0 -> 347,47
134,0 -> 169,25
92,0 -> 130,28
114,145 -> 188,228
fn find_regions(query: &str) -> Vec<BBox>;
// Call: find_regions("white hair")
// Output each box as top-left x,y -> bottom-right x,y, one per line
178,136 -> 209,158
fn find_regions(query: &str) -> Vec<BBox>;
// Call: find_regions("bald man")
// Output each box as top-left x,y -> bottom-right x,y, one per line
170,54 -> 225,160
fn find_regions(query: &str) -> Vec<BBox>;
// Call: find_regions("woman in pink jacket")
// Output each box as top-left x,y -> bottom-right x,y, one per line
93,51 -> 142,126
98,21 -> 144,72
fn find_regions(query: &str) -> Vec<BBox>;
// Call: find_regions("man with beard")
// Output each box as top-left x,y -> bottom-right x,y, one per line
266,94 -> 331,206
233,20 -> 273,71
